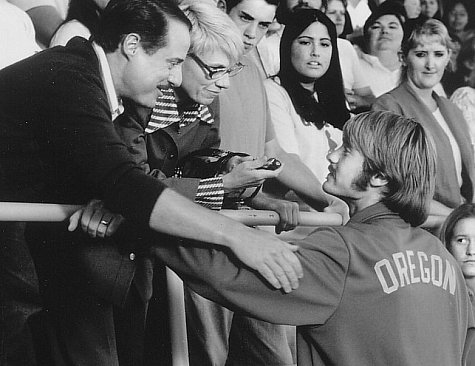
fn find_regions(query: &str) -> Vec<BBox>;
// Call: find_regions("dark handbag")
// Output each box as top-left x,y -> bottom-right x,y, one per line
176,148 -> 261,204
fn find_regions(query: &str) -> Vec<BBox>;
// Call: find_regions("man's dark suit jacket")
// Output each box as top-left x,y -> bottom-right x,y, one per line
0,37 -> 167,307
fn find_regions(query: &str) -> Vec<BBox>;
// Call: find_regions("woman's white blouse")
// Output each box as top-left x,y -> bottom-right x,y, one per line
264,78 -> 343,183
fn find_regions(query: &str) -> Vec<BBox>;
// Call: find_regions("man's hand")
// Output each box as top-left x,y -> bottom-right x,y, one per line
68,199 -> 124,238
270,199 -> 300,234
222,156 -> 283,193
248,193 -> 300,234
227,227 -> 303,293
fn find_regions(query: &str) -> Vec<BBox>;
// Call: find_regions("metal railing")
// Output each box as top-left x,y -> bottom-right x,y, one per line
0,202 -> 447,366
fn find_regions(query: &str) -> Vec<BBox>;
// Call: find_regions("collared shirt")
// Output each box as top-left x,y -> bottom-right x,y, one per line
146,88 -> 224,210
91,41 -> 124,121
145,87 -> 213,133
359,53 -> 401,97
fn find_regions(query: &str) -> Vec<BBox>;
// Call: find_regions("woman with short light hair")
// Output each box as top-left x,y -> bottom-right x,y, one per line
373,18 -> 475,216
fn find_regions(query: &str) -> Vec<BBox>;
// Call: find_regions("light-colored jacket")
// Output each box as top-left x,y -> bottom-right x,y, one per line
373,81 -> 475,209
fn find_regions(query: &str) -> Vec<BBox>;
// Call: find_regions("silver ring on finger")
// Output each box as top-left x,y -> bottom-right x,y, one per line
100,219 -> 110,226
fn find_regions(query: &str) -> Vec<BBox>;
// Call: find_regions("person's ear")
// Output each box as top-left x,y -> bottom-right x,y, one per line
121,33 -> 141,59
398,51 -> 406,67
217,0 -> 227,12
370,173 -> 388,188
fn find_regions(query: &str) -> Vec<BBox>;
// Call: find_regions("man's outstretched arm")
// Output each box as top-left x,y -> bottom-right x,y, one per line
148,188 -> 303,293
153,225 -> 349,326
70,188 -> 305,293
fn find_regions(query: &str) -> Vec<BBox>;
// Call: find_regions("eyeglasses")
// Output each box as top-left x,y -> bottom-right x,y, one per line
189,54 -> 244,80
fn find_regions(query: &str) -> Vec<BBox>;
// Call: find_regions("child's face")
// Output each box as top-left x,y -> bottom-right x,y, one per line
449,217 -> 475,279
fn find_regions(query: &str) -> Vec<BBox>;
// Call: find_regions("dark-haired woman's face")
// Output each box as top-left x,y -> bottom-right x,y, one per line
421,0 -> 438,18
326,0 -> 346,36
291,21 -> 332,82
448,3 -> 469,32
367,15 -> 404,54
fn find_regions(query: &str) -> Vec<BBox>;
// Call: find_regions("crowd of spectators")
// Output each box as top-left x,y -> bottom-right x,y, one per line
1,0 -> 475,365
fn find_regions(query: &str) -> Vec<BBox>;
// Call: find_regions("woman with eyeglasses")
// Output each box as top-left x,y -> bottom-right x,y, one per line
51,2 -> 279,364
264,8 -> 349,184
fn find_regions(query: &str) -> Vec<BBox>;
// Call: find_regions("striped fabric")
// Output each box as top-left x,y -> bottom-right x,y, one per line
145,87 -> 214,134
144,88 -> 223,210
195,177 -> 224,210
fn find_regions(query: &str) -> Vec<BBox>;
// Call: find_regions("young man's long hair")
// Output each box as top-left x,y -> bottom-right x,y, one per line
345,111 -> 436,226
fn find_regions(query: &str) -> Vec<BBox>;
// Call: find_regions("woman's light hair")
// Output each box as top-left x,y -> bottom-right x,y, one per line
179,0 -> 244,65
401,18 -> 452,81
402,18 -> 452,55
344,111 -> 436,226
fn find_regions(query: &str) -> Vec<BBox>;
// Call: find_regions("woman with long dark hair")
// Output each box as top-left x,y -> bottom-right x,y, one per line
264,8 -> 349,183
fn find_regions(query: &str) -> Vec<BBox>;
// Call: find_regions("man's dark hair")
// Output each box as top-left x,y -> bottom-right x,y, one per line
93,0 -> 191,54
226,0 -> 279,12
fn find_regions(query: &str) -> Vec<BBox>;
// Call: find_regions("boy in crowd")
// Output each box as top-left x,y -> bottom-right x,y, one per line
156,111 -> 475,366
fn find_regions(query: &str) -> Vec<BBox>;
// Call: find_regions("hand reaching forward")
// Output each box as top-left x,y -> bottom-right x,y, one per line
68,199 -> 124,238
227,226 -> 303,293
222,156 -> 283,193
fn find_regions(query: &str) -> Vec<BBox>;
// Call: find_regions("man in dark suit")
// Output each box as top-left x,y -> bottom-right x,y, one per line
0,0 -> 302,364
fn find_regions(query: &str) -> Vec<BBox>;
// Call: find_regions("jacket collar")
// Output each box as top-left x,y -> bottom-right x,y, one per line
349,202 -> 401,225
